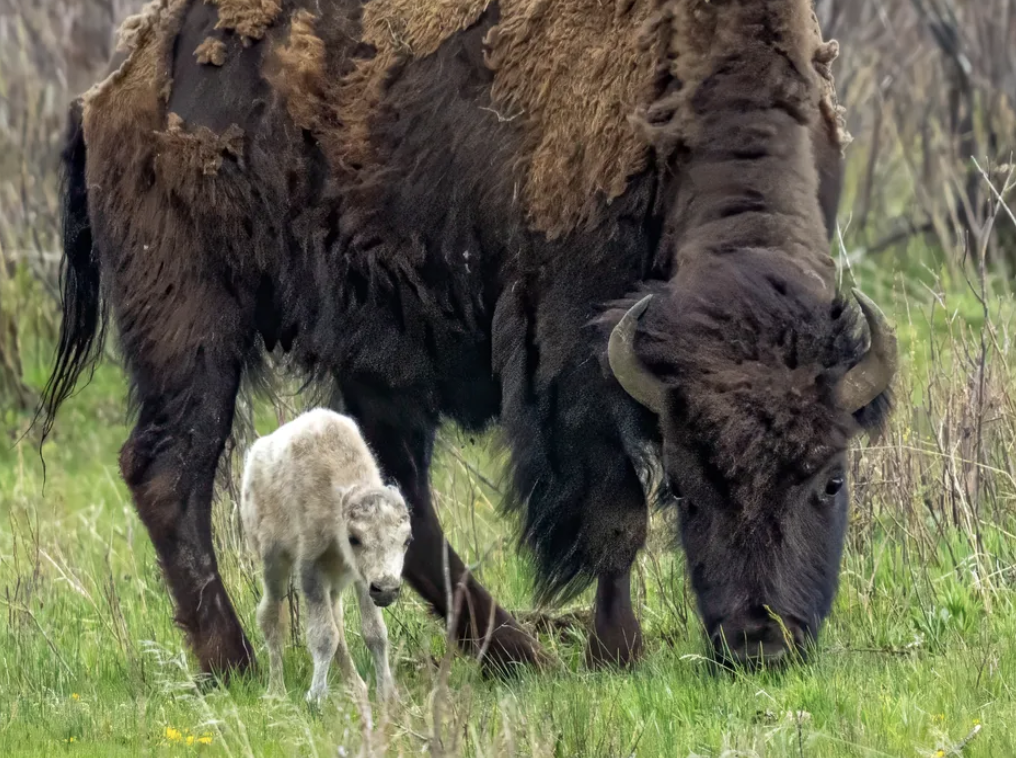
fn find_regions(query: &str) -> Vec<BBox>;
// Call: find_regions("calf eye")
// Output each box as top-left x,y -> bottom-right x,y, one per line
824,477 -> 845,497
404,535 -> 414,549
349,535 -> 362,547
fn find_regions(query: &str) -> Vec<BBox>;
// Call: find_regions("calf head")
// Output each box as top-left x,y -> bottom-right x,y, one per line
340,484 -> 412,607
606,263 -> 896,667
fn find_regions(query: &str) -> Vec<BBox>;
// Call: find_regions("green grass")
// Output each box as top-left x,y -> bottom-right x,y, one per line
3,280 -> 1016,757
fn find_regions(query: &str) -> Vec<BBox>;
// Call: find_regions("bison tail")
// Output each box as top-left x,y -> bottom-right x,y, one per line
37,98 -> 107,442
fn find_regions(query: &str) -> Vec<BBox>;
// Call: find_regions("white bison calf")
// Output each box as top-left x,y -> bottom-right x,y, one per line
240,408 -> 412,704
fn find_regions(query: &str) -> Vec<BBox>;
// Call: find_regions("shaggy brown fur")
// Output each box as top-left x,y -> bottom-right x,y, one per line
262,9 -> 346,163
361,0 -> 490,53
86,0 -> 849,239
82,0 -> 185,117
155,113 -> 244,177
330,0 -> 491,172
334,0 -> 661,234
209,0 -> 282,45
486,0 -> 664,237
639,0 -> 826,149
263,11 -> 326,132
195,37 -> 227,65
268,0 -> 847,237
813,38 -> 851,149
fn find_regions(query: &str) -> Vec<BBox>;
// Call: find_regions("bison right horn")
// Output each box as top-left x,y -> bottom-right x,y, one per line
608,295 -> 667,415
835,288 -> 898,414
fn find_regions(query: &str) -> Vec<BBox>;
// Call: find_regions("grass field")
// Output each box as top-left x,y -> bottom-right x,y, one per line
2,268 -> 1016,758
3,0 -> 1016,754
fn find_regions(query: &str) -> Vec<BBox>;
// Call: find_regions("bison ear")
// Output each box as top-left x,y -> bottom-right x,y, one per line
608,295 -> 668,414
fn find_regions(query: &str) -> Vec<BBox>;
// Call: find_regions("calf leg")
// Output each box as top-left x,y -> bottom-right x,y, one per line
257,548 -> 292,694
344,400 -> 543,677
355,581 -> 396,702
329,580 -> 368,699
301,562 -> 342,705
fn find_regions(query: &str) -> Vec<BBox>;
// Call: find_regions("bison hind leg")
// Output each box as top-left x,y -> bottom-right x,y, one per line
116,274 -> 261,680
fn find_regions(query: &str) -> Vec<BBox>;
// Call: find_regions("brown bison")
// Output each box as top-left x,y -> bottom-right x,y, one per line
41,0 -> 896,678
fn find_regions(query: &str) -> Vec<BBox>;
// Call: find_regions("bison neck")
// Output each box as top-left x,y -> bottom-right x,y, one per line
668,103 -> 834,291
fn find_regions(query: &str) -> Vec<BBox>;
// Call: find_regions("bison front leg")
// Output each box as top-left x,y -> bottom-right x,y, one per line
586,569 -> 644,669
344,400 -> 544,677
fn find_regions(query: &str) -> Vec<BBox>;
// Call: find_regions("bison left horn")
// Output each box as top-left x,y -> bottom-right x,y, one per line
608,295 -> 667,414
836,288 -> 898,413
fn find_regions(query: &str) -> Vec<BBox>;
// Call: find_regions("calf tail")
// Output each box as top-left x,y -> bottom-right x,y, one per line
37,98 -> 107,442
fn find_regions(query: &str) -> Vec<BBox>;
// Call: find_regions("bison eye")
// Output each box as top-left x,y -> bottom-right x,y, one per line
349,535 -> 362,547
824,476 -> 845,497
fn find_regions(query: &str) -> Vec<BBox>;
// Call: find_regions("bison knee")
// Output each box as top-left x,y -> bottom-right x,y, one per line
119,433 -> 184,541
584,502 -> 647,575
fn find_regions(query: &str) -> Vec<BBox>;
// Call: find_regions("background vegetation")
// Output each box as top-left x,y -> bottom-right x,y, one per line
2,0 -> 1015,755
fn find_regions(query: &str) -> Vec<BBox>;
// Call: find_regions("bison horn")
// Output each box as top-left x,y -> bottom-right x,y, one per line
836,288 -> 898,413
608,295 -> 667,414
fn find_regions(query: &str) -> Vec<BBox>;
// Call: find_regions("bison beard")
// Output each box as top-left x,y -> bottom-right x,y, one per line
40,0 -> 895,679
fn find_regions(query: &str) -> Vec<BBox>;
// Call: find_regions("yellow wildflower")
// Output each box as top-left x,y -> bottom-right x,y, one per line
198,735 -> 213,745
64,737 -> 76,743
936,751 -> 945,757
165,727 -> 183,742
70,693 -> 80,702
973,718 -> 981,725
187,735 -> 195,746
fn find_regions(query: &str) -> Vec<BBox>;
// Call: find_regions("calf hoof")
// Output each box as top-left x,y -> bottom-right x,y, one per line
266,676 -> 287,698
305,687 -> 328,709
584,623 -> 645,670
475,623 -> 547,679
378,680 -> 401,705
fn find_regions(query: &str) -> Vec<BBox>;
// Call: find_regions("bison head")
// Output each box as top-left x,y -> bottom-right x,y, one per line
605,261 -> 896,667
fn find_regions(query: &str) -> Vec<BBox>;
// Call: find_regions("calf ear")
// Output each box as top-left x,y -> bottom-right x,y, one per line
336,483 -> 366,511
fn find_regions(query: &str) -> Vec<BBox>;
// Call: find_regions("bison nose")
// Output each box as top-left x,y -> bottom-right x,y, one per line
710,616 -> 808,670
368,582 -> 401,608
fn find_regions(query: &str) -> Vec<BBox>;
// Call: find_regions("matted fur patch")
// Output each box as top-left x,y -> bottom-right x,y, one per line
333,0 -> 492,172
336,0 -> 663,237
155,113 -> 245,177
486,0 -> 664,238
209,0 -> 282,45
267,0 -> 850,238
92,0 -> 850,241
82,0 -> 187,114
195,37 -> 228,65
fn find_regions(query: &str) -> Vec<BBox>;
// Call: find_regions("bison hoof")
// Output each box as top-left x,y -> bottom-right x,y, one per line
584,624 -> 645,670
474,624 -> 547,679
195,629 -> 257,683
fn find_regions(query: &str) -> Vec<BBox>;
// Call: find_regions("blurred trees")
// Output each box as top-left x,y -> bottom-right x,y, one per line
818,0 -> 1016,273
1,0 -> 138,409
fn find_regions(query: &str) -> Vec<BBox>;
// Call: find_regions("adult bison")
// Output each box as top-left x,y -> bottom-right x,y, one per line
41,0 -> 896,677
